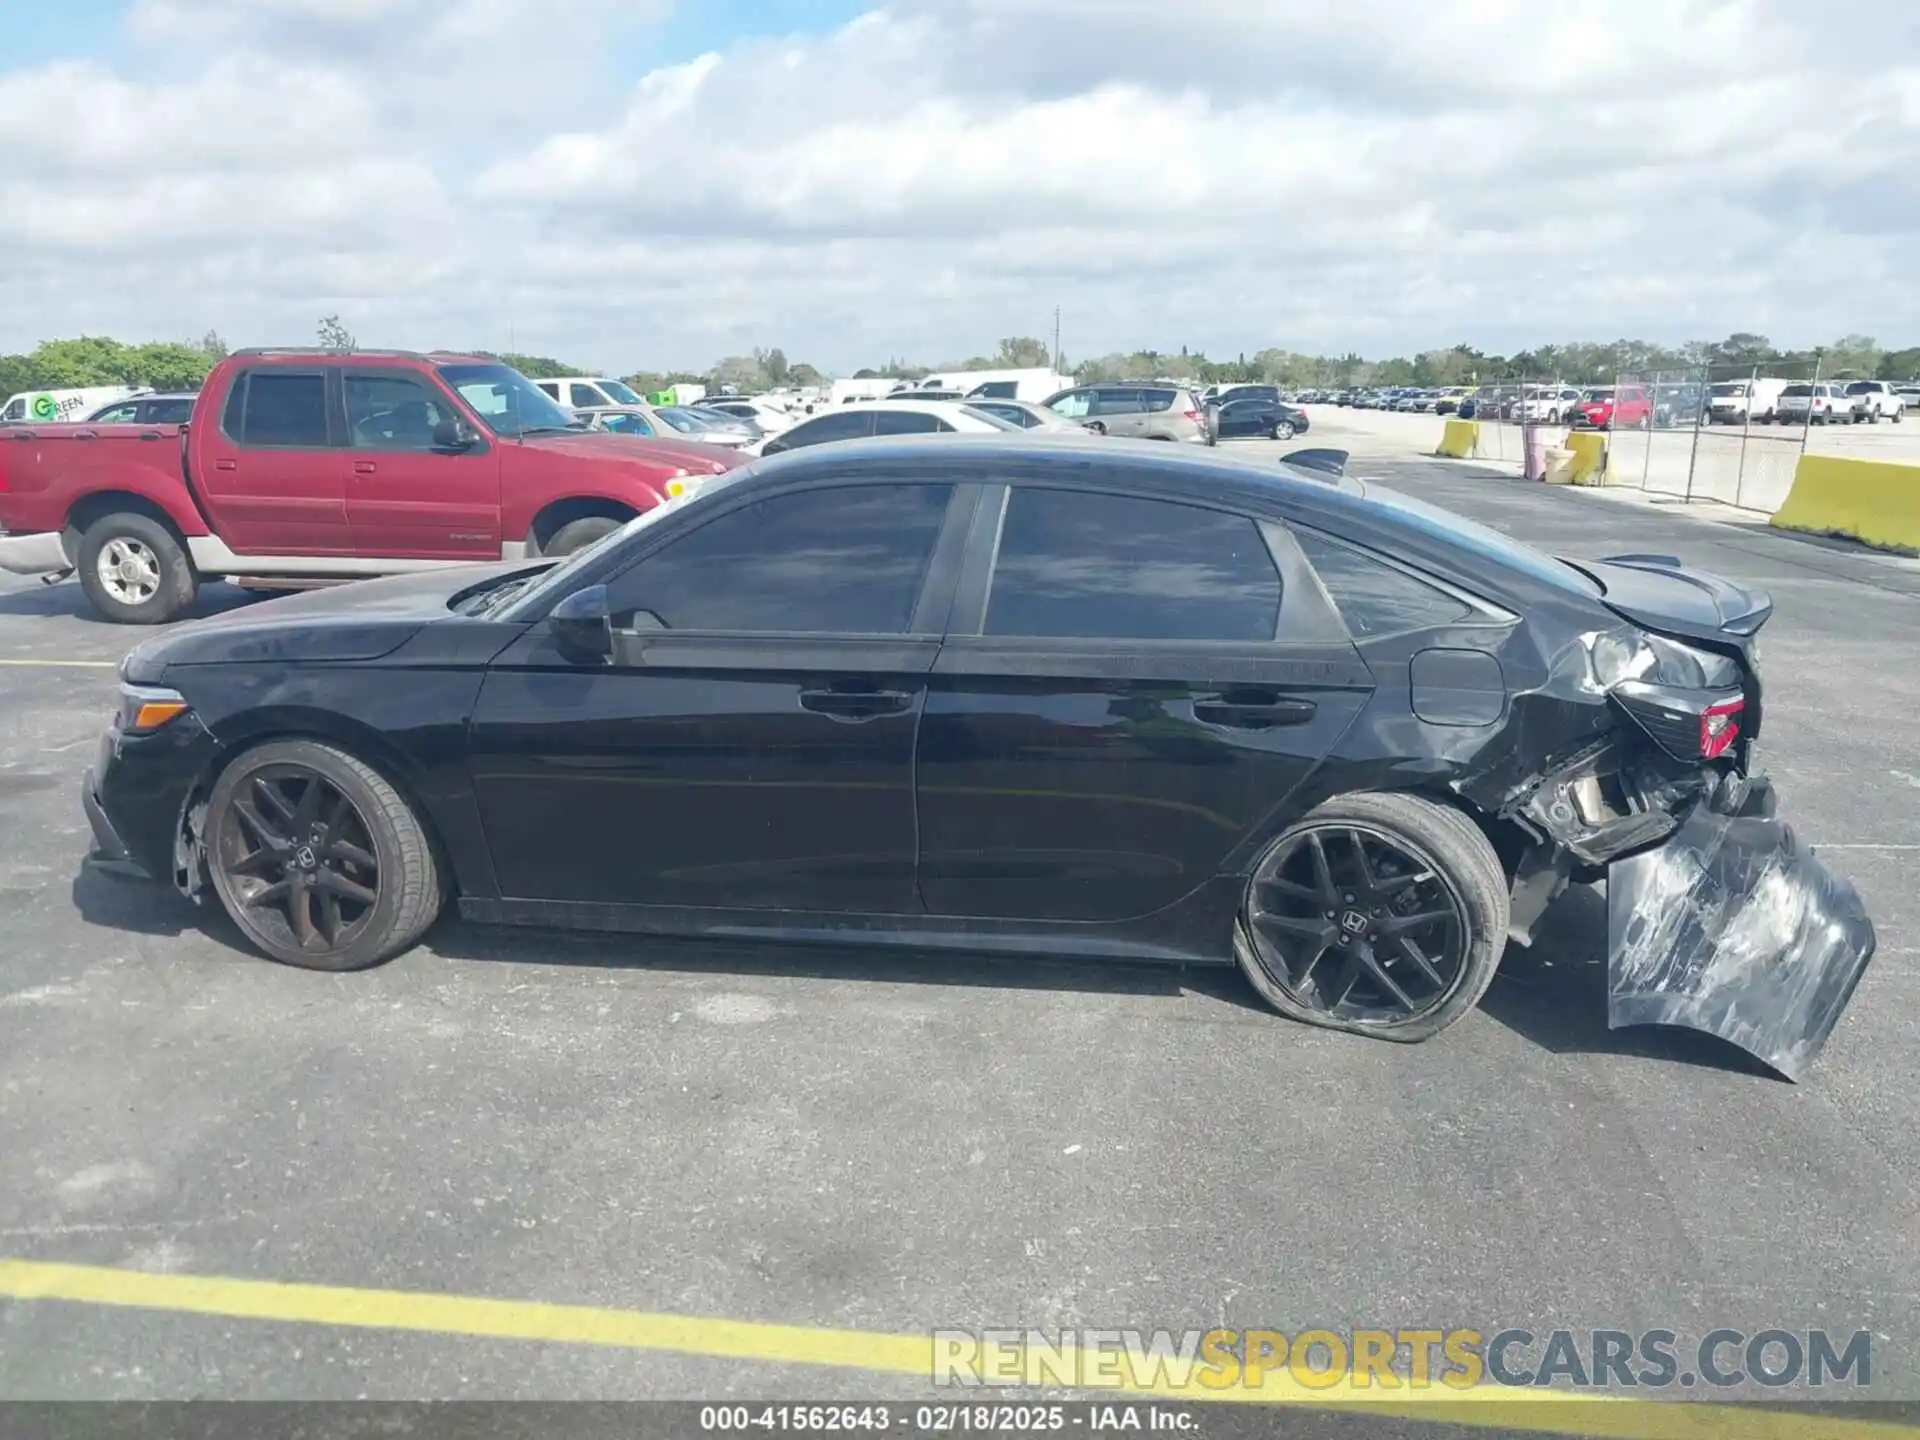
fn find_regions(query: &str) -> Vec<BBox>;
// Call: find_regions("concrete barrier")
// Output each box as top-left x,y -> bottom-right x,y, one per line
1436,419 -> 1478,459
1564,431 -> 1607,485
1771,455 -> 1920,551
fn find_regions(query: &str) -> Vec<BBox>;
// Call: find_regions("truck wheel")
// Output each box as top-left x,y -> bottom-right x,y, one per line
76,513 -> 198,625
544,517 -> 623,557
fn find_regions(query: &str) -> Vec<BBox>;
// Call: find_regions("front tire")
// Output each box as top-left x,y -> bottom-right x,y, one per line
205,739 -> 444,972
1233,792 -> 1509,1043
76,512 -> 197,625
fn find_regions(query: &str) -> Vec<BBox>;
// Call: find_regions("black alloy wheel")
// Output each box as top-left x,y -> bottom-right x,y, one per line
206,740 -> 444,971
218,765 -> 381,955
1234,793 -> 1508,1042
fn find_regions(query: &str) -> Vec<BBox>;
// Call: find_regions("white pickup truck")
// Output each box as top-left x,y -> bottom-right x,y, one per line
1842,380 -> 1905,423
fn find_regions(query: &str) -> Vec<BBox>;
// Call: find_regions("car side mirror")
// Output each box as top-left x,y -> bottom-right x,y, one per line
433,416 -> 479,450
550,584 -> 612,664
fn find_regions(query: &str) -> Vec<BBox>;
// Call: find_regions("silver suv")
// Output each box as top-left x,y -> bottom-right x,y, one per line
1041,383 -> 1209,442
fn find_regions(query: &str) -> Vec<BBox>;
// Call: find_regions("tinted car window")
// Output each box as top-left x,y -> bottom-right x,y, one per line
608,484 -> 953,634
598,412 -> 655,435
1141,387 -> 1177,412
873,409 -> 949,435
986,489 -> 1280,641
1091,389 -> 1146,417
240,372 -> 329,447
1047,389 -> 1093,419
147,398 -> 194,424
1293,530 -> 1474,637
1781,385 -> 1812,397
90,402 -> 140,424
345,372 -> 448,450
765,411 -> 874,452
569,383 -> 604,409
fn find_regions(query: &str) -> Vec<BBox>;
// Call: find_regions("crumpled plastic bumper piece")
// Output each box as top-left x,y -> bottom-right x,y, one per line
1606,776 -> 1876,1081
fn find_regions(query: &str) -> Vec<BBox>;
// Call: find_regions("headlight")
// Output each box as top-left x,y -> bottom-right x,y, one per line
116,683 -> 189,734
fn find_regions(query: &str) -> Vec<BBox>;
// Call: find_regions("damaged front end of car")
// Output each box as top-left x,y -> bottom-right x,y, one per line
1469,558 -> 1875,1079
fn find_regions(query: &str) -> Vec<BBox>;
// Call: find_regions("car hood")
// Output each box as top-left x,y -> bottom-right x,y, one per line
1573,553 -> 1773,643
520,429 -> 742,474
127,561 -> 542,673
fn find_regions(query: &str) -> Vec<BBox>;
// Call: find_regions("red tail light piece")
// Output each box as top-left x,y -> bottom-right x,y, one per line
1183,409 -> 1201,421
1701,697 -> 1744,760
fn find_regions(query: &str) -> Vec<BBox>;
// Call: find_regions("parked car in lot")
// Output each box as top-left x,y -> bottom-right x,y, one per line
1205,396 -> 1311,442
84,392 -> 199,426
698,396 -> 796,435
1774,383 -> 1854,426
1041,383 -> 1209,442
963,398 -> 1091,433
1843,380 -> 1905,423
576,403 -> 758,450
1707,377 -> 1791,424
1516,386 -> 1582,424
1571,384 -> 1652,430
760,400 -> 1019,454
0,349 -> 739,624
79,434 -> 1875,1077
532,375 -> 649,411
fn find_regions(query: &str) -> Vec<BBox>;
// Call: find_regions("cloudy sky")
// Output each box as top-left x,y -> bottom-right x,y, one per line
4,0 -> 1917,374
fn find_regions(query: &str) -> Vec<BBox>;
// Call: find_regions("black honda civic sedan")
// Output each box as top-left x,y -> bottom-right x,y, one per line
83,436 -> 1875,1077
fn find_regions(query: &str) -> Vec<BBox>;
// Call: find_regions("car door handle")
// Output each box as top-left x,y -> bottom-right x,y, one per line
1193,694 -> 1317,729
354,461 -> 377,473
215,458 -> 237,471
798,687 -> 913,720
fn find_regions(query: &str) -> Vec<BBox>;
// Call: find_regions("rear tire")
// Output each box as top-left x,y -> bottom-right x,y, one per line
1234,792 -> 1509,1043
1273,420 -> 1297,440
545,516 -> 623,557
76,512 -> 197,625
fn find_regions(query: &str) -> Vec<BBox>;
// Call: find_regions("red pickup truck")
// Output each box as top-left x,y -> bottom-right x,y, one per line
0,349 -> 742,623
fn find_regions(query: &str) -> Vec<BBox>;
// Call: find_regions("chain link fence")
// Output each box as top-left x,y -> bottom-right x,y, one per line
1452,363 -> 1826,512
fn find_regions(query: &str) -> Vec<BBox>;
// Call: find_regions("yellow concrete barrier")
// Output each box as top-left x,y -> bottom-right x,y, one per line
1771,455 -> 1920,550
1435,419 -> 1478,458
1564,430 -> 1607,485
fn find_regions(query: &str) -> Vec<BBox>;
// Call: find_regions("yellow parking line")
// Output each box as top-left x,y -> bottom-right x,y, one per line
0,658 -> 117,669
0,1259 -> 1909,1437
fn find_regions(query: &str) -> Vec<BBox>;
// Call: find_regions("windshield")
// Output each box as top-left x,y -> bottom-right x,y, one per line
657,406 -> 713,433
1710,382 -> 1748,397
504,471 -> 757,619
958,405 -> 1024,431
1358,482 -> 1602,597
598,379 -> 644,405
435,363 -> 578,437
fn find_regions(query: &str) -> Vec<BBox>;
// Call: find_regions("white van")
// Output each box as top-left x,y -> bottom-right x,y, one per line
1706,377 -> 1790,424
532,376 -> 647,411
0,386 -> 143,424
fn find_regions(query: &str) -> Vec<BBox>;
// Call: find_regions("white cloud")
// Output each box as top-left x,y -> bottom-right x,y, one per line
2,0 -> 1918,371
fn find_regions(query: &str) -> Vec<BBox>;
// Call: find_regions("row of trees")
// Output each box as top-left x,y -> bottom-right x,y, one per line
6,327 -> 1918,401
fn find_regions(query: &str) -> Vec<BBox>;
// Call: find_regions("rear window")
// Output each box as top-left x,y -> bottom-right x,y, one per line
1141,388 -> 1177,412
1356,483 -> 1600,598
1844,382 -> 1876,395
1781,385 -> 1812,397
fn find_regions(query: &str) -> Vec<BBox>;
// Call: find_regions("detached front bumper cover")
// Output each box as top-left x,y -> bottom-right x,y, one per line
1606,775 -> 1875,1080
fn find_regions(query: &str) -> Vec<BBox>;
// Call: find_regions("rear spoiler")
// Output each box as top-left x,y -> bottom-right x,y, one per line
1596,553 -> 1774,637
1277,447 -> 1348,481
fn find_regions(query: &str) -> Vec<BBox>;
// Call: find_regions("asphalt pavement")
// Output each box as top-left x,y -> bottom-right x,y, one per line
0,429 -> 1915,1416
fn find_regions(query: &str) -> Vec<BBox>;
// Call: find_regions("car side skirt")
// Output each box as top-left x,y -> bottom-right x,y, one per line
458,877 -> 1246,967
